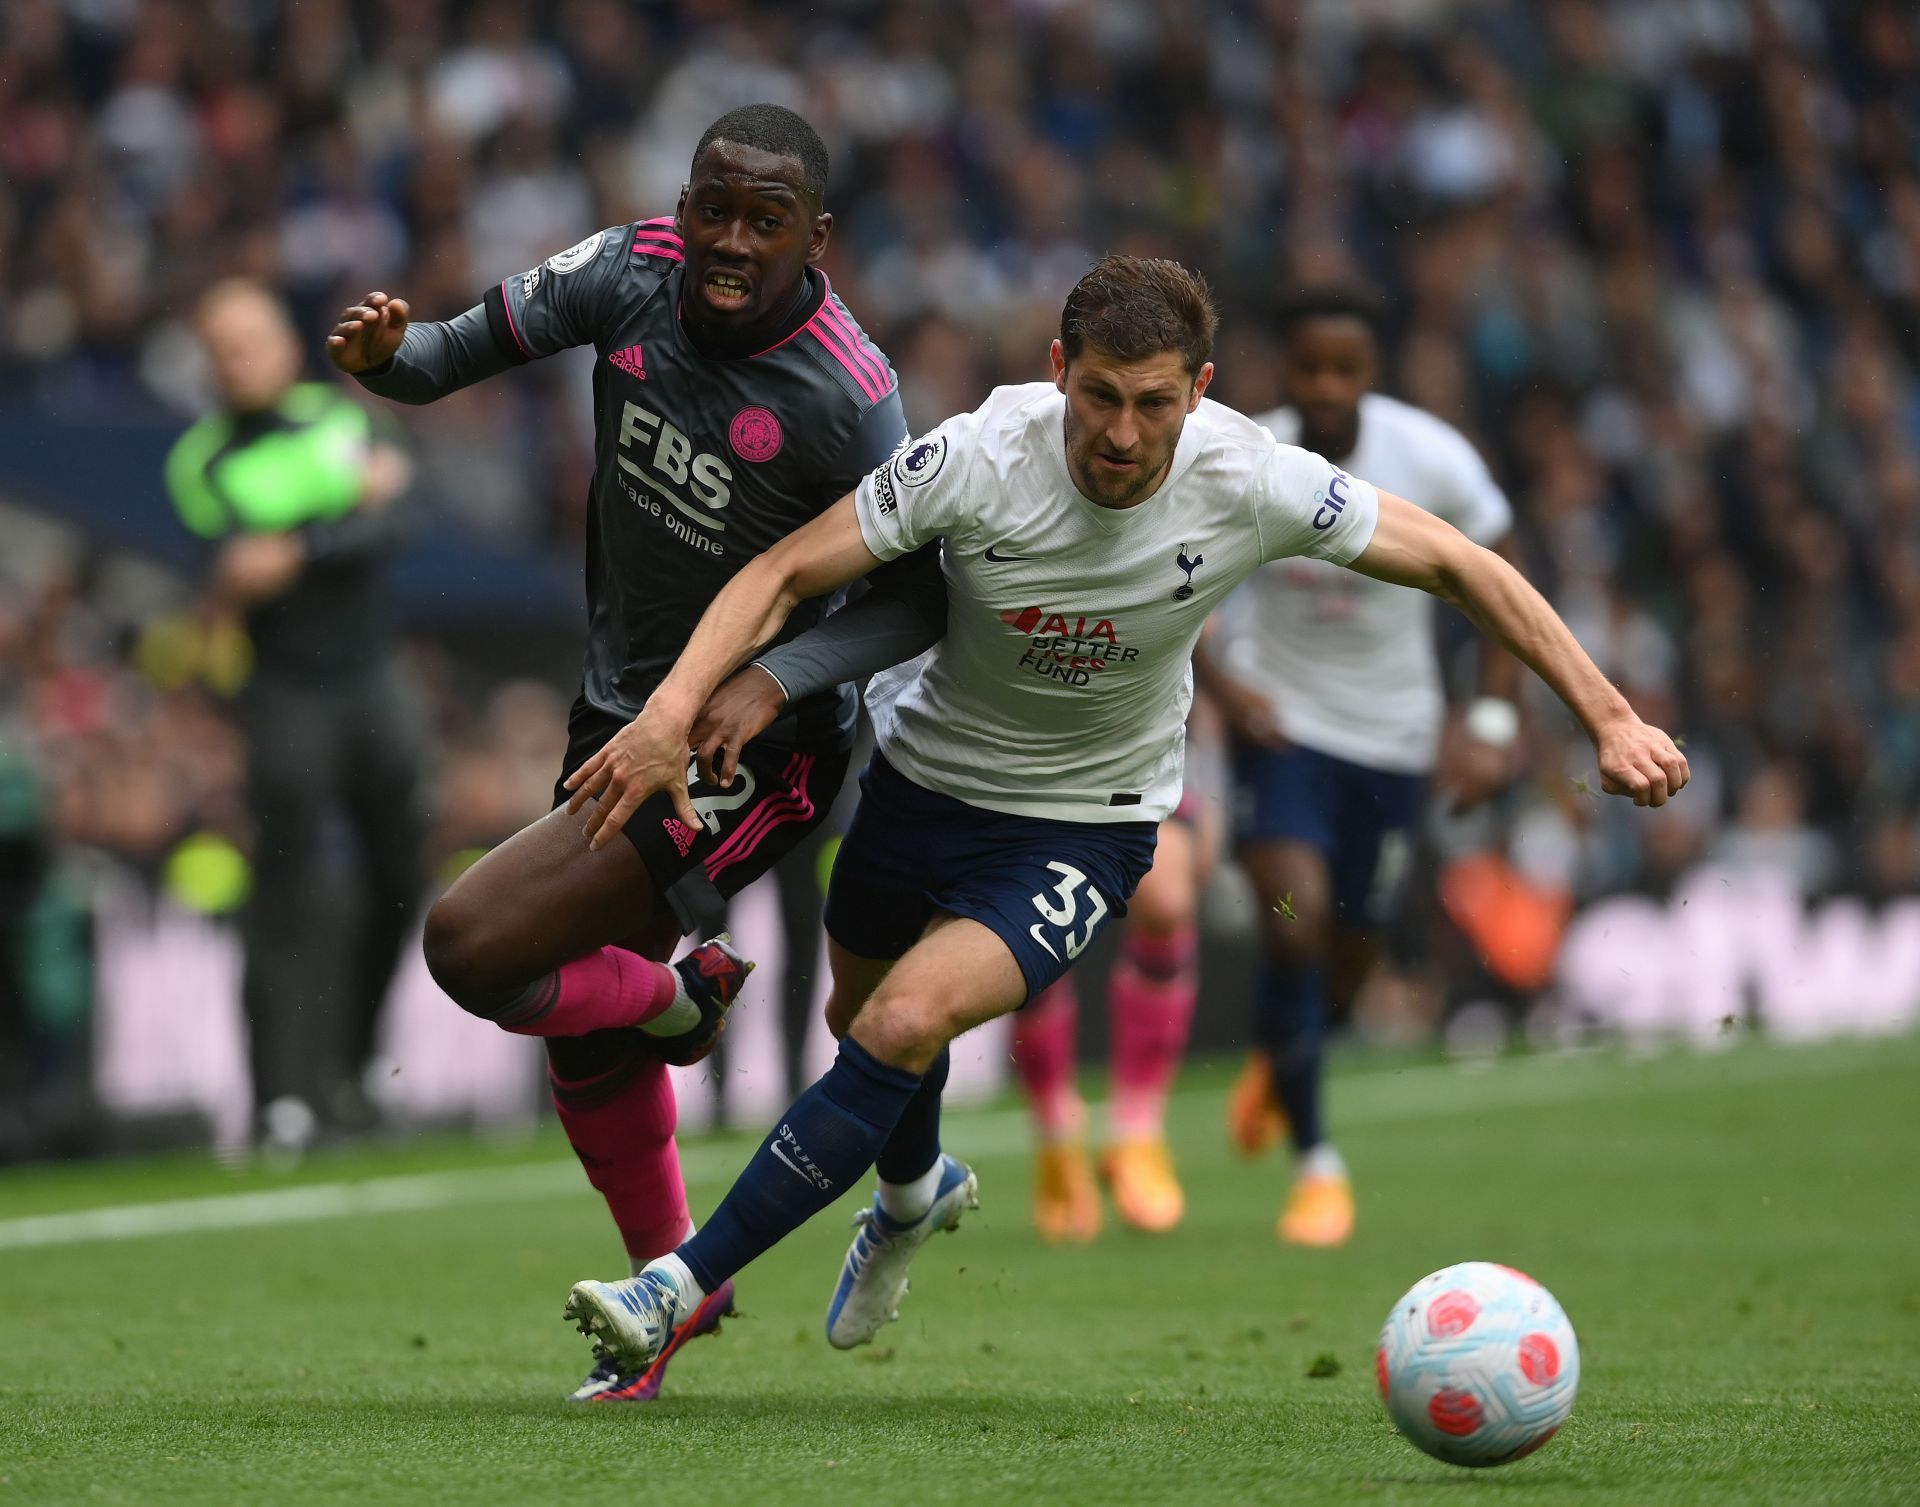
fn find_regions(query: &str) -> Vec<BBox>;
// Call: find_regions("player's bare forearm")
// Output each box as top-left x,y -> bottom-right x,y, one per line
1350,492 -> 1687,805
1473,533 -> 1525,703
646,555 -> 807,732
562,494 -> 884,849
1352,496 -> 1625,735
647,494 -> 883,731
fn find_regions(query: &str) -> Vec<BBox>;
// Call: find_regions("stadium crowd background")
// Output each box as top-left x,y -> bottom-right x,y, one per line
3,0 -> 1919,1147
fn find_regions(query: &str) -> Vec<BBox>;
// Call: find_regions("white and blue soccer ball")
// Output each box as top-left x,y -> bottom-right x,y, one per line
1376,1261 -> 1580,1467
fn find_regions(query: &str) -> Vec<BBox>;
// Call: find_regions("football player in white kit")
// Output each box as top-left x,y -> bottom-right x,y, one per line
1200,288 -> 1521,1248
554,255 -> 1688,1374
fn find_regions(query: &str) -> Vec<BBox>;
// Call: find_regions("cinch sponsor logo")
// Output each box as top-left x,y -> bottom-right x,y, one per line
1000,607 -> 1140,687
615,400 -> 735,555
1313,468 -> 1354,530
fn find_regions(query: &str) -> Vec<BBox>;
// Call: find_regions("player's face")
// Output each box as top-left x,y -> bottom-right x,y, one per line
1051,341 -> 1213,509
197,291 -> 302,412
1280,315 -> 1375,459
676,142 -> 830,336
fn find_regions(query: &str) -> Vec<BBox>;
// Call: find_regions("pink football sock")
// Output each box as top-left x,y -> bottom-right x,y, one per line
1012,976 -> 1085,1142
492,946 -> 678,1037
1107,926 -> 1198,1141
548,1040 -> 691,1263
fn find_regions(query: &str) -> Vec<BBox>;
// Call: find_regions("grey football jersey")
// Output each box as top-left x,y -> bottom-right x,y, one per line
364,219 -> 907,747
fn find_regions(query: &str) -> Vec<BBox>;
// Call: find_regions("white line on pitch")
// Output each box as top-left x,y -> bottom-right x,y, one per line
0,1041 -> 1897,1252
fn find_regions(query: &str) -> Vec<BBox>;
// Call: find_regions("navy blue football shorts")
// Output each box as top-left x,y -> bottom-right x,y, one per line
1230,737 -> 1426,926
823,752 -> 1159,1002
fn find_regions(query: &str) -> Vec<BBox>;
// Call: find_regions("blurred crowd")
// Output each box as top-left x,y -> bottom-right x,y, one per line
4,0 -> 1920,997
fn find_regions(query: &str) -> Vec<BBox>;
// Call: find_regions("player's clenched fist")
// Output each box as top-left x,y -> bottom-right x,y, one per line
1593,714 -> 1689,808
326,291 -> 410,373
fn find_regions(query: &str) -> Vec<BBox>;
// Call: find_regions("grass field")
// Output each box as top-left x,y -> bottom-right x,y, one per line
4,1037 -> 1918,1506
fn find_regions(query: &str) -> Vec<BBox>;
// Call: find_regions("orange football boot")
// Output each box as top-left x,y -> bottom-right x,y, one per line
1100,1138 -> 1186,1234
1226,1051 -> 1288,1158
1033,1142 -> 1102,1244
1277,1172 -> 1354,1247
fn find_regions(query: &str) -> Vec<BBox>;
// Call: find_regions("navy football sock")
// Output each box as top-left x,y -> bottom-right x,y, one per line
678,1038 -> 923,1292
1256,959 -> 1328,1153
875,1046 -> 949,1185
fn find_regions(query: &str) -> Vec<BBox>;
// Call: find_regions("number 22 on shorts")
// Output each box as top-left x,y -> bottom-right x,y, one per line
1028,860 -> 1109,962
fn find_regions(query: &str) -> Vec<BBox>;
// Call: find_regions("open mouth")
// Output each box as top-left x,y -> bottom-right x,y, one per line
702,269 -> 753,312
1095,453 -> 1138,472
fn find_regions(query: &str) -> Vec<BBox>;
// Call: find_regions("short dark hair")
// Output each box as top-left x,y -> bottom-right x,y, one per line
693,104 -> 830,204
1060,254 -> 1218,379
1275,285 -> 1385,342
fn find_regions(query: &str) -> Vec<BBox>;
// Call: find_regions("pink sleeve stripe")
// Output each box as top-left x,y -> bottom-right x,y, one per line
633,228 -> 684,247
634,244 -> 685,263
817,298 -> 892,394
807,305 -> 891,402
806,314 -> 886,402
497,280 -> 531,356
638,216 -> 677,229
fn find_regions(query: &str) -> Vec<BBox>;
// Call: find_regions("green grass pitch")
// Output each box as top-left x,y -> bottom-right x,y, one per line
3,1036 -> 1917,1505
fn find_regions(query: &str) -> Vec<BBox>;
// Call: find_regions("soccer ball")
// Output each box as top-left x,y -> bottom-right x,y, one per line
1376,1261 -> 1580,1467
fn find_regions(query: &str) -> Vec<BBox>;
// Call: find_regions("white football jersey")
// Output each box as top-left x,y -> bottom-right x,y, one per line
1219,393 -> 1513,773
854,382 -> 1380,823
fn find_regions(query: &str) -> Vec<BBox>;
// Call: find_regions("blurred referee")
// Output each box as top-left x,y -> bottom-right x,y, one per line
166,279 -> 426,1156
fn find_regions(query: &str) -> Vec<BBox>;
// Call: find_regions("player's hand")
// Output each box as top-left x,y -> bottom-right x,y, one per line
1591,715 -> 1689,808
326,292 -> 410,373
690,664 -> 786,788
1219,682 -> 1287,751
1434,730 -> 1512,813
215,533 -> 306,607
563,707 -> 701,851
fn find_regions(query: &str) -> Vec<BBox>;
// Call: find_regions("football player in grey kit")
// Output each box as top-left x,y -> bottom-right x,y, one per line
326,105 -> 928,1402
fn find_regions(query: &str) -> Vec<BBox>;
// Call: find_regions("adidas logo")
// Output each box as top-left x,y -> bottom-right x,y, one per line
661,816 -> 696,856
608,344 -> 646,380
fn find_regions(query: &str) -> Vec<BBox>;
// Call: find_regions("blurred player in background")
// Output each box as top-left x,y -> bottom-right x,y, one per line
556,255 -> 1686,1376
326,105 -> 918,1402
1009,765 -> 1217,1242
166,279 -> 424,1159
1197,288 -> 1519,1247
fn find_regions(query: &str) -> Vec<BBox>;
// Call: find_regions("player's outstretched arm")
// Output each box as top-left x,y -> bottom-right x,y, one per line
1347,493 -> 1689,807
327,293 -> 520,404
692,543 -> 947,787
564,493 -> 885,848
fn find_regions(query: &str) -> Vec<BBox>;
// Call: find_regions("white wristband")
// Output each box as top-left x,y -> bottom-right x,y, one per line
1464,697 -> 1520,749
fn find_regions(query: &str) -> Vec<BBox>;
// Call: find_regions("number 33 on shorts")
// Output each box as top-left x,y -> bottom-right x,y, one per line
1028,861 -> 1110,962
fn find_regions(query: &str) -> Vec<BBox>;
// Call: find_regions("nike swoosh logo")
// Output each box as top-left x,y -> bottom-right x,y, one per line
984,545 -> 1029,563
769,1140 -> 826,1188
1028,924 -> 1060,961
